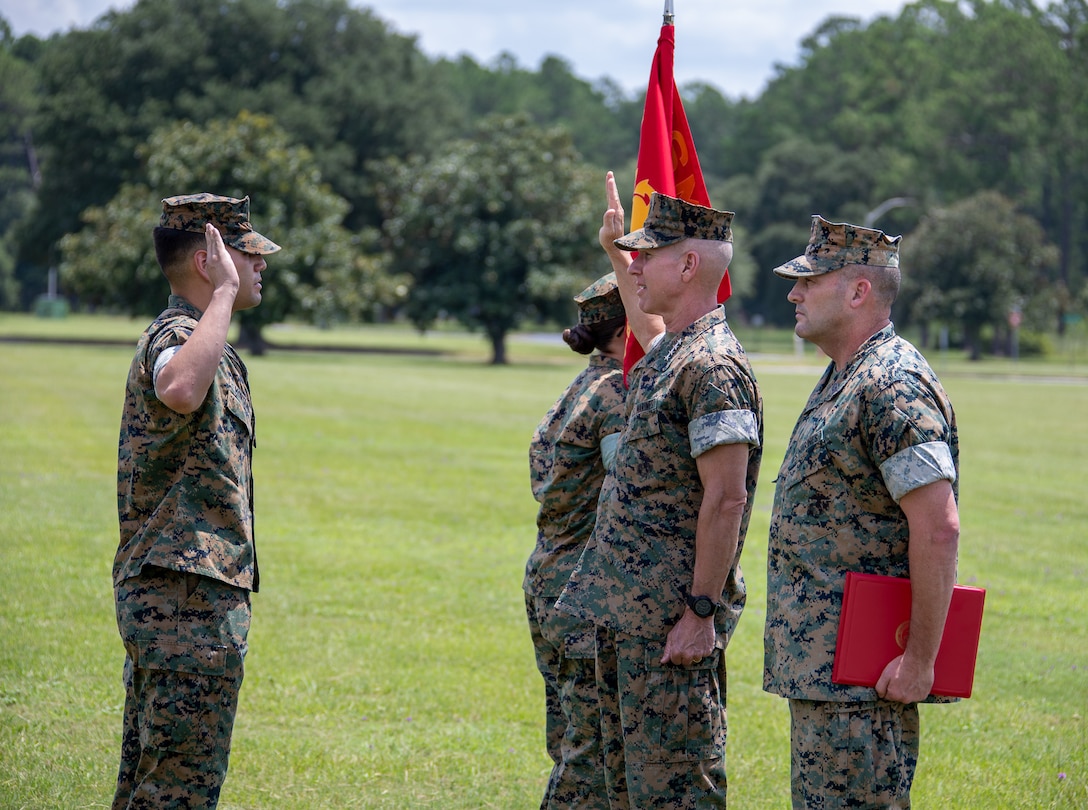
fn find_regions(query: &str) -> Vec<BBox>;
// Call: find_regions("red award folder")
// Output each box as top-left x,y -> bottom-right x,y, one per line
832,572 -> 985,698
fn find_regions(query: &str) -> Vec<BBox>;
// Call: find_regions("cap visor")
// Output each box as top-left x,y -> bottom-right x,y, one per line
614,229 -> 681,252
772,255 -> 814,279
230,232 -> 282,255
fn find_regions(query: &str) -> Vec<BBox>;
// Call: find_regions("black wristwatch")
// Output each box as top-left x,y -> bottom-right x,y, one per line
686,593 -> 719,619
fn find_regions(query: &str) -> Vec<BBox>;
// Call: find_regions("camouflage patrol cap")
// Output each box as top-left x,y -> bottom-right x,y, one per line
574,272 -> 625,325
773,214 -> 901,278
614,193 -> 733,251
160,193 -> 281,255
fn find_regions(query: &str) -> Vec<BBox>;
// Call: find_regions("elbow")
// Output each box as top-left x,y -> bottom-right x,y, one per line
937,522 -> 960,552
712,488 -> 749,521
927,519 -> 960,562
936,506 -> 961,548
156,382 -> 205,415
726,490 -> 749,516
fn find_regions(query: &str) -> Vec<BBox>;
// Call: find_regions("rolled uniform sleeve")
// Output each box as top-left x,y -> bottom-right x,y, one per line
689,409 -> 760,457
880,440 -> 957,503
864,375 -> 958,504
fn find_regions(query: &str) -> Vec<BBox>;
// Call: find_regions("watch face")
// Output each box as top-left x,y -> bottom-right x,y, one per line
691,596 -> 715,618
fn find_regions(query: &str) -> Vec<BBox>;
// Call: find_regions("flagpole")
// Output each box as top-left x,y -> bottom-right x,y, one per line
663,0 -> 674,25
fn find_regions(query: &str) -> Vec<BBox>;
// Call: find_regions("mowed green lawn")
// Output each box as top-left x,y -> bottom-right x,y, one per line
0,315 -> 1085,809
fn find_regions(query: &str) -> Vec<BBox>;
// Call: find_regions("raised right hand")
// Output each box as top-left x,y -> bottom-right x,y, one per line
599,171 -> 628,256
203,222 -> 240,296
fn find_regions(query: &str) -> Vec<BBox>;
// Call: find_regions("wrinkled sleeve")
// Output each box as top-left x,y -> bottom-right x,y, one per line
686,362 -> 760,458
689,410 -> 760,458
880,440 -> 956,502
866,376 -> 956,501
600,432 -> 621,470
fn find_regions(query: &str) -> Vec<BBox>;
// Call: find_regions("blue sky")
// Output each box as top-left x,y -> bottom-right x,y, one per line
2,0 -> 914,99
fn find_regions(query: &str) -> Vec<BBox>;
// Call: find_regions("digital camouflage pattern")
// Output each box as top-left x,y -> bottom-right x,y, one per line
557,307 -> 762,644
764,324 -> 959,703
773,214 -> 901,278
113,566 -> 250,809
524,353 -> 626,596
526,594 -> 608,809
524,346 -> 625,809
789,699 -> 919,809
614,193 -> 734,251
573,272 -> 625,326
160,194 -> 281,255
557,306 -> 761,809
116,295 -> 259,592
595,627 -> 728,809
114,294 -> 260,807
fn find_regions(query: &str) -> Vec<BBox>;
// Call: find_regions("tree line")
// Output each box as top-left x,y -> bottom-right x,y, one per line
1,0 -> 1085,361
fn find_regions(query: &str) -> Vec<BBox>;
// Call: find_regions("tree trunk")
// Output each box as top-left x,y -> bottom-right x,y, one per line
488,328 -> 507,365
237,320 -> 267,356
965,323 -> 982,361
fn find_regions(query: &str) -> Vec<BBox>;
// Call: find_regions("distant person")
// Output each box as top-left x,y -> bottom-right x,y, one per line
764,215 -> 960,808
524,272 -> 628,809
113,194 -> 280,809
558,173 -> 763,809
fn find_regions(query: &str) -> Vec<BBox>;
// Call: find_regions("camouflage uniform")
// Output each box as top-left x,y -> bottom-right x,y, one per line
764,216 -> 959,809
114,295 -> 258,809
558,304 -> 763,809
525,274 -> 627,809
114,567 -> 250,809
113,194 -> 277,810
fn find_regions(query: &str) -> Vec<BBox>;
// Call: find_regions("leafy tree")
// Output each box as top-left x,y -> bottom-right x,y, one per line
0,26 -> 39,308
57,185 -> 163,317
678,81 -> 740,185
377,114 -> 607,364
903,190 -> 1059,359
20,0 -> 457,267
1040,0 -> 1088,332
432,52 -> 640,172
60,112 -> 399,352
711,0 -> 1088,326
740,137 -> 908,324
13,0 -> 1088,338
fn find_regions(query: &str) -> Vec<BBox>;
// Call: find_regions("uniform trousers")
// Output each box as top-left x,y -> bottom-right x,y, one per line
526,593 -> 609,809
113,566 -> 250,810
595,625 -> 728,809
788,698 -> 920,810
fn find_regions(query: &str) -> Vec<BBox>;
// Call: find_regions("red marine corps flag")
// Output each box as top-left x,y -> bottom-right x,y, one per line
623,0 -> 731,380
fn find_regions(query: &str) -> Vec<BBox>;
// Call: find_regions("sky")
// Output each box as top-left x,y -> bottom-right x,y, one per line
1,0 -> 914,99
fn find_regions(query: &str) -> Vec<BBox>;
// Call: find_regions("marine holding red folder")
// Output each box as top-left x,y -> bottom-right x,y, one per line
762,216 -> 971,808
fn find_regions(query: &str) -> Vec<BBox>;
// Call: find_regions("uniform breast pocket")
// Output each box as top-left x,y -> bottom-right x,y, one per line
223,387 -> 253,439
778,437 -> 831,491
621,406 -> 669,477
626,404 -> 662,443
775,438 -> 839,547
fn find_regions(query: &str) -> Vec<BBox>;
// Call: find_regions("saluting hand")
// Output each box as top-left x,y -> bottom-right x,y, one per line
599,171 -> 628,256
203,222 -> 240,297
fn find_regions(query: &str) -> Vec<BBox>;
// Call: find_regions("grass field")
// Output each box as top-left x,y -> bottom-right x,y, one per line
1,313 -> 1086,808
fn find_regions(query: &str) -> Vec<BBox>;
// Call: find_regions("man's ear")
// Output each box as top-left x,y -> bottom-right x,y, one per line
679,248 -> 699,282
192,248 -> 210,282
848,277 -> 872,309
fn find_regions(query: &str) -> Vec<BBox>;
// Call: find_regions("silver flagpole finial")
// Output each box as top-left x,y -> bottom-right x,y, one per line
663,0 -> 674,25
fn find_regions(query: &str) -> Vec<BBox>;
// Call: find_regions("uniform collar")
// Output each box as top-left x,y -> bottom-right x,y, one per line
167,294 -> 204,319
